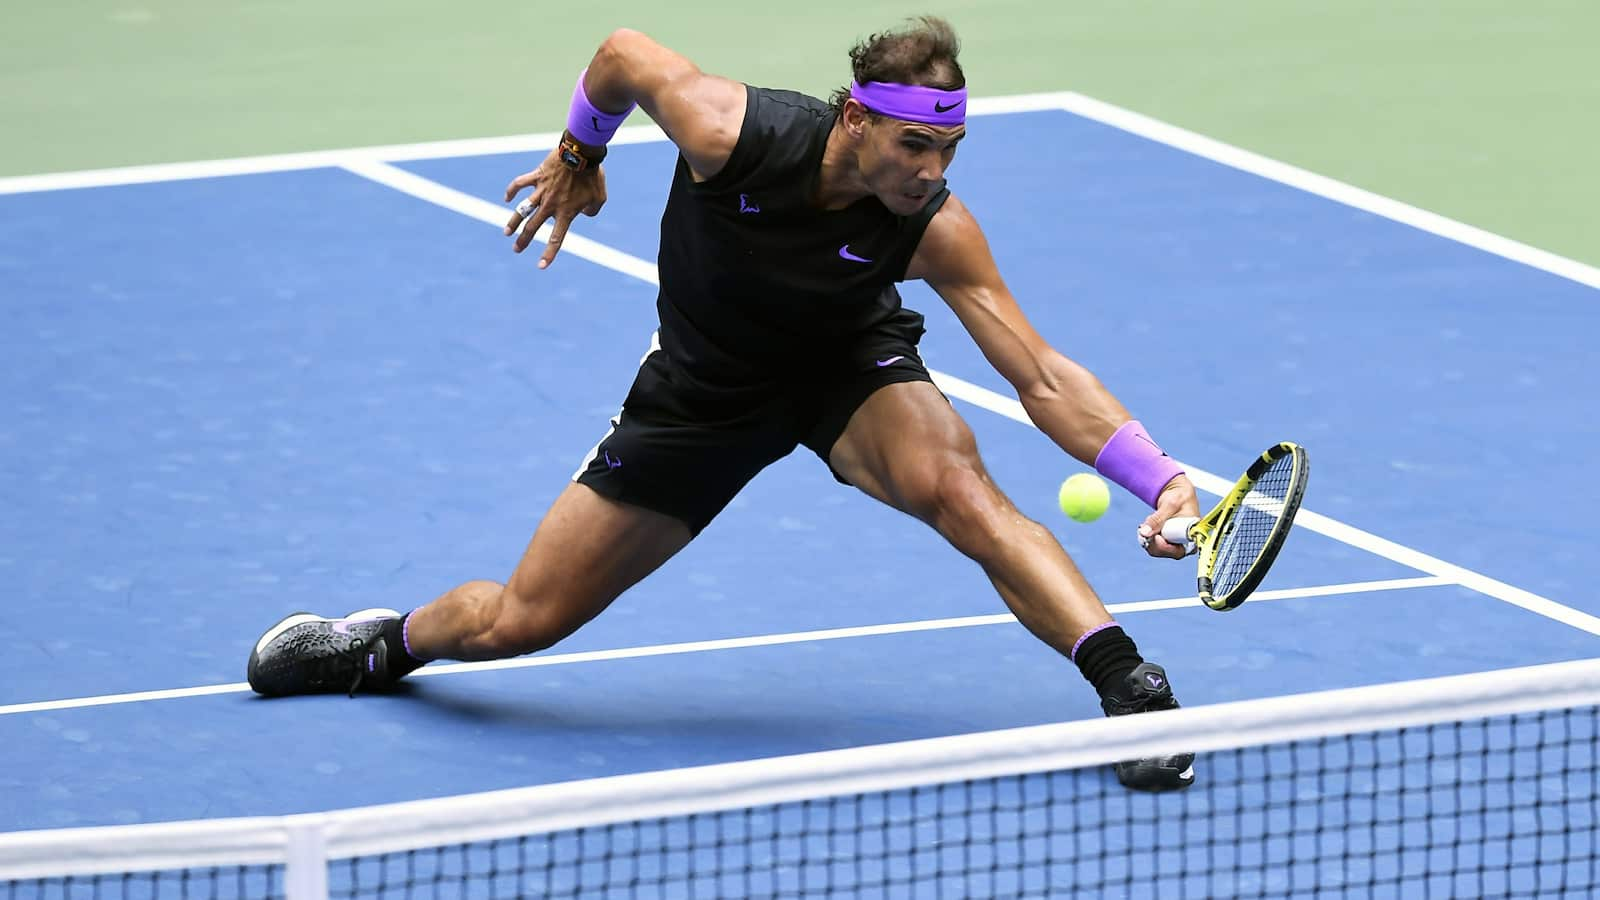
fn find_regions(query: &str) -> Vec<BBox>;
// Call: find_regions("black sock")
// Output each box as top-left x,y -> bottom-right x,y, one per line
379,612 -> 429,678
1072,624 -> 1145,699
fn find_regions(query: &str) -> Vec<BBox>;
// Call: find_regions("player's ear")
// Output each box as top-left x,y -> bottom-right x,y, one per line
842,99 -> 871,138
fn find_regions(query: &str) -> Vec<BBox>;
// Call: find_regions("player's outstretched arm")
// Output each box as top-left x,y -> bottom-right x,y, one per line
910,194 -> 1199,557
503,28 -> 747,268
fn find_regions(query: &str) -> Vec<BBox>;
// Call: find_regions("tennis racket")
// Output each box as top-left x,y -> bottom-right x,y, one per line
1160,442 -> 1310,611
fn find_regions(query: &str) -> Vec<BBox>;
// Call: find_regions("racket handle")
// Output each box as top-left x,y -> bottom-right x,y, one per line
1161,516 -> 1199,544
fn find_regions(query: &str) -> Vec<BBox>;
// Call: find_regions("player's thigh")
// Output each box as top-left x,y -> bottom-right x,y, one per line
502,481 -> 693,632
826,380 -> 989,515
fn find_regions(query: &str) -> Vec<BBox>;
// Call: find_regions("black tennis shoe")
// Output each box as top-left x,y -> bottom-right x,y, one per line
1101,662 -> 1197,792
247,607 -> 403,697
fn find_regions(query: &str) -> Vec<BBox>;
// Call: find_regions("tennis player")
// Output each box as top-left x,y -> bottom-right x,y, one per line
247,17 -> 1202,792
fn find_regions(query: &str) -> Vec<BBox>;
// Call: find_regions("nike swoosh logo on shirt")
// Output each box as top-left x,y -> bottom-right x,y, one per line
875,356 -> 906,367
839,245 -> 872,263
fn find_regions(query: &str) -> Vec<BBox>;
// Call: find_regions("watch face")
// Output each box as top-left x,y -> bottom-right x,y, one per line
559,146 -> 584,170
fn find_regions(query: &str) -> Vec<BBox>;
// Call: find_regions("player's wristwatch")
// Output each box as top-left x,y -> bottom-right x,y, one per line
558,131 -> 605,173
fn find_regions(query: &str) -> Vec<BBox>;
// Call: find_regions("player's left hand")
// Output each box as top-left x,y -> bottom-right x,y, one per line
502,146 -> 608,269
1138,474 -> 1201,560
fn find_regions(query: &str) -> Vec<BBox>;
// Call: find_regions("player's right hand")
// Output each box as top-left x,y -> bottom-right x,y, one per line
1138,474 -> 1200,560
503,147 -> 608,270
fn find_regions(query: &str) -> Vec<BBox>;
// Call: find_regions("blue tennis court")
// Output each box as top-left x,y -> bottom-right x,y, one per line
1,94 -> 1596,848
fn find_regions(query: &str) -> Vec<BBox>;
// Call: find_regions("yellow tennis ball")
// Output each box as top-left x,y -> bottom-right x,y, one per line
1058,473 -> 1110,523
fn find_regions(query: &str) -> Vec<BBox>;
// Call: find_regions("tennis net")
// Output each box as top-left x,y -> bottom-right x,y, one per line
3,658 -> 1596,898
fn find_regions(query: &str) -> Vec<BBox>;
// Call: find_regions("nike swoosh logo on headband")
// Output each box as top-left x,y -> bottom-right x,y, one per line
934,100 -> 962,113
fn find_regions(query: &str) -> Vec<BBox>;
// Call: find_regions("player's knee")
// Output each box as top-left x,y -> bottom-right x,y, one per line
916,461 -> 1008,551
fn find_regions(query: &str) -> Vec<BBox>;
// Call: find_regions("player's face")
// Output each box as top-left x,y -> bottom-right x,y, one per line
863,119 -> 964,214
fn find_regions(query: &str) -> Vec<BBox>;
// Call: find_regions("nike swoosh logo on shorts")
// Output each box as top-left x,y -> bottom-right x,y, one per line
839,245 -> 871,263
875,356 -> 906,367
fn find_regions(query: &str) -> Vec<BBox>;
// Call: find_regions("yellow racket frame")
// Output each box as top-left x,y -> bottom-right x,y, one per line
1172,442 -> 1310,611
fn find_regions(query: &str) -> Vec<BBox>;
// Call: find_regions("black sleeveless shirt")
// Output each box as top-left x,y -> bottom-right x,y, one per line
654,85 -> 950,382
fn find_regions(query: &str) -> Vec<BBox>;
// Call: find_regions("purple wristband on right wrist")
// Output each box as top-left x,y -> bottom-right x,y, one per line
566,67 -> 636,146
1094,420 -> 1185,508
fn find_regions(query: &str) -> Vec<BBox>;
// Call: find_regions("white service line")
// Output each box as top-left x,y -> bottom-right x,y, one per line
0,576 -> 1447,717
416,575 -> 1449,678
342,160 -> 1600,640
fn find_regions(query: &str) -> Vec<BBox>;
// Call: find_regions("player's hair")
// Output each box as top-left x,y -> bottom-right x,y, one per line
828,16 -> 965,117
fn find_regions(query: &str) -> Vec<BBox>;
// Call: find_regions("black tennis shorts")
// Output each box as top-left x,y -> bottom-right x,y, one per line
573,309 -> 935,535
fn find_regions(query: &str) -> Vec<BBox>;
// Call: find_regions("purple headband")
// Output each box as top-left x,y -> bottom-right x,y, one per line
849,80 -> 967,126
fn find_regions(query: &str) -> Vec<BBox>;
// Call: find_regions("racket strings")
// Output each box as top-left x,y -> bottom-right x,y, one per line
1211,454 -> 1297,597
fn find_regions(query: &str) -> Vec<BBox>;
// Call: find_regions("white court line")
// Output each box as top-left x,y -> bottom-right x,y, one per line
0,126 -> 665,196
0,93 -> 1068,196
0,576 -> 1447,717
344,158 -> 1600,640
340,159 -> 660,285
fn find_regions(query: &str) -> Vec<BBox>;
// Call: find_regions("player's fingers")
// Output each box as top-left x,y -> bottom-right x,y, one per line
538,214 -> 576,269
1147,536 -> 1187,560
1137,517 -> 1161,547
513,208 -> 551,254
1137,535 -> 1182,559
504,192 -> 540,236
1137,522 -> 1187,559
503,170 -> 541,203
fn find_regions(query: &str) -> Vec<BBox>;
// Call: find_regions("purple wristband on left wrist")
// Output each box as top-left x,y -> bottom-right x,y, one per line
566,67 -> 636,147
